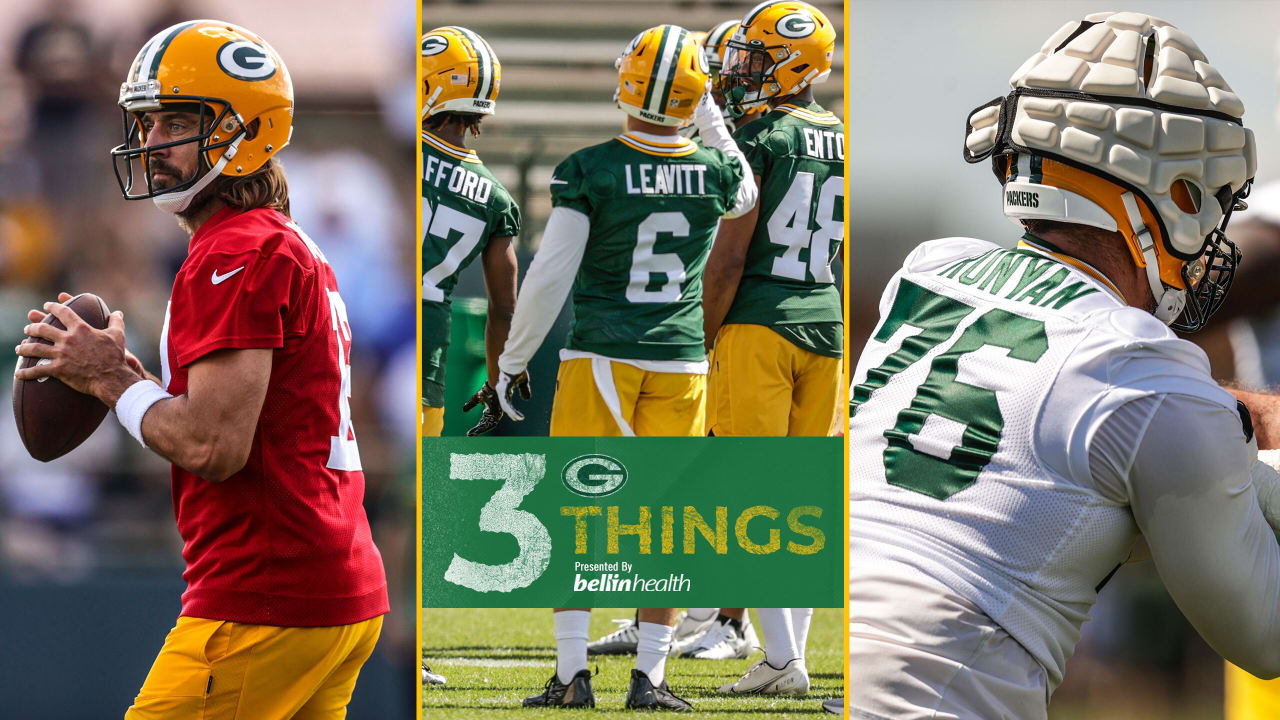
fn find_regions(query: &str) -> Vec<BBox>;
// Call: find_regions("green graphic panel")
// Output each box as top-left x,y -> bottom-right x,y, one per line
422,437 -> 842,607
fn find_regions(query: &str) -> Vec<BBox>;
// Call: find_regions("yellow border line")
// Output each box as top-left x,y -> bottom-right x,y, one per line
841,1 -> 851,716
415,3 -> 424,718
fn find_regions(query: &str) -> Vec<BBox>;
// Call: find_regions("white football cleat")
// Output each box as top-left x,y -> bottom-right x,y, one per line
586,616 -> 639,655
422,663 -> 447,685
667,610 -> 718,656
683,615 -> 758,660
717,657 -> 809,695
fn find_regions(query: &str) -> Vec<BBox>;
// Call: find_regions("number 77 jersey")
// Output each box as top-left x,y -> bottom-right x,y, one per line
849,235 -> 1234,689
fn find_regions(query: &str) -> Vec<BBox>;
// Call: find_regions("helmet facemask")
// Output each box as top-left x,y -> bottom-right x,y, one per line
112,83 -> 248,213
718,38 -> 787,115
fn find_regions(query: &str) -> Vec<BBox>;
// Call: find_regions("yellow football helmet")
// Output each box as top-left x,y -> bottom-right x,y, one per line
721,1 -> 835,112
702,20 -> 739,77
421,26 -> 501,120
111,20 -> 293,212
615,25 -> 709,127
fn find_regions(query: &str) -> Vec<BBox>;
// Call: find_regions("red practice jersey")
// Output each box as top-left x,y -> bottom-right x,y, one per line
161,206 -> 388,626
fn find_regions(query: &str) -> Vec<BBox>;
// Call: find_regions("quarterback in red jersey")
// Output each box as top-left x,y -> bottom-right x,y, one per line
14,21 -> 387,719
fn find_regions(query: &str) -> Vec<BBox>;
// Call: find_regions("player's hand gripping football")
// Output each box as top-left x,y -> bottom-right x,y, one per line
15,292 -> 137,404
494,370 -> 532,422
462,381 -> 504,436
23,292 -> 148,379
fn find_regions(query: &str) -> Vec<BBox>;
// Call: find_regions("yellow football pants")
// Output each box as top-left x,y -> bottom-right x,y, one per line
125,615 -> 383,720
1226,662 -> 1280,720
549,357 -> 705,437
707,323 -> 841,437
421,404 -> 444,437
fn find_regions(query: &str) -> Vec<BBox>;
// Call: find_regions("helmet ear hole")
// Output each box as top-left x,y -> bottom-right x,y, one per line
1171,179 -> 1202,214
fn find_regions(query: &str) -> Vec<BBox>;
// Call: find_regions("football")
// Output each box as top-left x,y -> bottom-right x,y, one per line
13,293 -> 112,462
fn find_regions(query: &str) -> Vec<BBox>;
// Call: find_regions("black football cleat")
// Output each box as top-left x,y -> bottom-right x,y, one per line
624,669 -> 692,712
523,669 -> 596,708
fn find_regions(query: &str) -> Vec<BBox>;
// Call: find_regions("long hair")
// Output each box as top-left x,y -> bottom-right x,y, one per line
214,156 -> 290,216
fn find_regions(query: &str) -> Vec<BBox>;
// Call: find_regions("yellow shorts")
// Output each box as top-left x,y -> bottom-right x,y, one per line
125,615 -> 383,720
707,323 -> 841,437
549,357 -> 705,437
1226,662 -> 1280,719
421,404 -> 444,438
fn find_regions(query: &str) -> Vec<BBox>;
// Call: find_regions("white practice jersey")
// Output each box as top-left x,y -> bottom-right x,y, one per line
850,236 -> 1243,708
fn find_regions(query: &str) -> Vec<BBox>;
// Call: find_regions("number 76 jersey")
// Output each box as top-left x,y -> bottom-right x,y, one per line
849,235 -> 1232,688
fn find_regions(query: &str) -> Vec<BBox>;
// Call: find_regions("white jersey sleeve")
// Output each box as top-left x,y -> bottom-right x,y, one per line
1100,393 -> 1280,678
497,207 -> 589,375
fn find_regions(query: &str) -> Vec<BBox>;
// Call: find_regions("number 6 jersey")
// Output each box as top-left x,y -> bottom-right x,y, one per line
162,206 -> 388,627
850,234 -> 1238,695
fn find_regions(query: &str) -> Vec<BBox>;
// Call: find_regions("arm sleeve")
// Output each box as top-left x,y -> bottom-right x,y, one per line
1101,392 -> 1280,678
170,248 -> 299,368
693,94 -> 756,219
496,206 -> 590,375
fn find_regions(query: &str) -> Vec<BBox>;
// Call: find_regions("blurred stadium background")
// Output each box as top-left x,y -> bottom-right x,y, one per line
0,0 -> 416,716
422,0 -> 844,436
852,2 -> 1280,718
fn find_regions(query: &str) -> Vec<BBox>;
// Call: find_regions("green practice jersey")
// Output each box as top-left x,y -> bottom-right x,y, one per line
421,130 -> 521,406
550,132 -> 743,362
723,101 -> 845,357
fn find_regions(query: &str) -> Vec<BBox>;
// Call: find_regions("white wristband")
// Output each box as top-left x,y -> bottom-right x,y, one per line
115,379 -> 172,448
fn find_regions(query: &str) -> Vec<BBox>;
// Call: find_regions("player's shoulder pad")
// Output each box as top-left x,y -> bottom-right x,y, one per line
902,237 -> 1002,275
1097,306 -> 1234,408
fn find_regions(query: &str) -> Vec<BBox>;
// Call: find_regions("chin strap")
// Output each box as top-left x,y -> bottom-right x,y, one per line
152,133 -> 244,215
1120,190 -> 1185,324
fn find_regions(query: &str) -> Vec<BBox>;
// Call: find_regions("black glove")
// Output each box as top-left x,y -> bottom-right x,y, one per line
462,382 -> 503,436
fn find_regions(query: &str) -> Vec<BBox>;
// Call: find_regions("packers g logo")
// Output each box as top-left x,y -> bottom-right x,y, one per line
562,455 -> 628,497
216,41 -> 277,81
776,12 -> 817,38
422,35 -> 449,57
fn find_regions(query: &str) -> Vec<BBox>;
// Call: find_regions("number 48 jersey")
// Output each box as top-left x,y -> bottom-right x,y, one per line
849,235 -> 1236,690
724,102 -> 845,357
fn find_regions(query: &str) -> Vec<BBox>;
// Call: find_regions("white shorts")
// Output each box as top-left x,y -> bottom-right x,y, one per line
851,561 -> 1050,720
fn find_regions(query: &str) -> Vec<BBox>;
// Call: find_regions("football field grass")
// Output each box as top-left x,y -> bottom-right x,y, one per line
422,608 -> 843,718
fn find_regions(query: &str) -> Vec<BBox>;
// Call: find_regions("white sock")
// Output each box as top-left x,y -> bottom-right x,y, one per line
554,610 -> 590,684
790,608 -> 814,659
756,607 -> 799,666
635,621 -> 675,686
686,608 -> 717,622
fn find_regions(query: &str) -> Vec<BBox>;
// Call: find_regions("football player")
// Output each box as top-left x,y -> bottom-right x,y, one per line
498,24 -> 757,711
419,26 -> 521,437
849,12 -> 1280,720
673,17 -> 771,667
15,20 -> 387,719
701,0 -> 842,697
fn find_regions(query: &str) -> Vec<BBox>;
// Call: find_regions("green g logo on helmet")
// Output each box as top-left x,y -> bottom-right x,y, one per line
216,40 -> 277,81
562,455 -> 628,497
421,35 -> 449,57
776,12 -> 816,38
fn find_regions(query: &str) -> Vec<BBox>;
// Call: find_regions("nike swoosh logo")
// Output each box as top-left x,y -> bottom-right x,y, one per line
549,177 -> 568,185
211,266 -> 246,285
